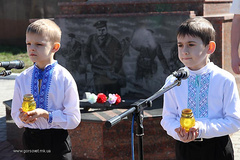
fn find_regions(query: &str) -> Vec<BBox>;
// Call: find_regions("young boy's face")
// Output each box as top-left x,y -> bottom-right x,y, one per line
177,35 -> 209,70
26,33 -> 55,69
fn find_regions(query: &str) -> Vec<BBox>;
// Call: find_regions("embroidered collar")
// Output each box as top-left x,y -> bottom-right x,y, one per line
31,62 -> 57,110
187,62 -> 214,75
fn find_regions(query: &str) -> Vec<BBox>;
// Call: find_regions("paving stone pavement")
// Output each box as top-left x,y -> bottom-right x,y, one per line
1,74 -> 240,160
0,74 -> 24,160
0,141 -> 24,160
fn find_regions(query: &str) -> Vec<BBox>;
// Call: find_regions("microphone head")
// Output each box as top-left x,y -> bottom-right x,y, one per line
17,60 -> 25,69
172,67 -> 189,80
179,67 -> 189,79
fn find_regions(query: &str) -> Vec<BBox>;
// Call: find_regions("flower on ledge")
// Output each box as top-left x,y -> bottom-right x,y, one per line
97,93 -> 107,103
114,94 -> 121,105
86,92 -> 121,105
85,92 -> 98,104
107,93 -> 117,104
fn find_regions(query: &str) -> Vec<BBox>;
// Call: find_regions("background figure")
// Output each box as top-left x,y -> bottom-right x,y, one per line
30,0 -> 60,19
84,20 -> 124,94
121,37 -> 131,56
65,33 -> 83,72
131,27 -> 171,80
230,0 -> 240,74
168,43 -> 184,72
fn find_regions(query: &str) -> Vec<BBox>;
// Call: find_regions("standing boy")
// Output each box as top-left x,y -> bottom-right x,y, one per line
11,19 -> 81,160
161,17 -> 240,160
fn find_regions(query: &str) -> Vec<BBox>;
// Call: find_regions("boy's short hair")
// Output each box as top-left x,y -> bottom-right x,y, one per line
26,19 -> 61,43
177,17 -> 215,46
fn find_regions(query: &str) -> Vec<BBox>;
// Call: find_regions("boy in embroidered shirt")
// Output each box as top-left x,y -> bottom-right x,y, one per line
11,19 -> 81,160
161,17 -> 240,160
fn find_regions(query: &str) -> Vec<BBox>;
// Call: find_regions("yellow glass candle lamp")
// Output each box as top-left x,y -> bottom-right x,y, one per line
22,94 -> 36,112
180,109 -> 195,132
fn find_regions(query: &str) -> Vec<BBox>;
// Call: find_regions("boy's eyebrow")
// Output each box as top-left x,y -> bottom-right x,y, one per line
188,41 -> 197,43
177,41 -> 197,44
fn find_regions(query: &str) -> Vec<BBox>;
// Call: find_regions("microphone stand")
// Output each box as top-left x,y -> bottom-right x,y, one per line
105,77 -> 183,160
0,70 -> 12,76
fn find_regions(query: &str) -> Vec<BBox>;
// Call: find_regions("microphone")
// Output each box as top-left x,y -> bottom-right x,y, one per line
172,67 -> 189,80
0,60 -> 25,70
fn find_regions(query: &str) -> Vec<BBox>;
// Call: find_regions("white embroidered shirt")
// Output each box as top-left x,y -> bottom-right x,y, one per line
161,62 -> 240,141
11,61 -> 81,130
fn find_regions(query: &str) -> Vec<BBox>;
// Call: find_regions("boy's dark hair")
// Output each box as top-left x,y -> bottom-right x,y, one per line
177,17 -> 215,46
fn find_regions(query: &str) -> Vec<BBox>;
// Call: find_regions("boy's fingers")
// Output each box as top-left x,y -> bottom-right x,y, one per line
188,132 -> 194,140
175,127 -> 180,133
180,127 -> 187,137
27,109 -> 38,116
28,118 -> 37,123
25,116 -> 37,123
175,127 -> 184,137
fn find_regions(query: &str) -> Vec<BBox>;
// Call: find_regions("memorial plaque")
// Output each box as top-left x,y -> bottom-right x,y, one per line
55,12 -> 192,107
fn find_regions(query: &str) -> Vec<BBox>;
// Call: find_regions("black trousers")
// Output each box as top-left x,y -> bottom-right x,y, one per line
22,128 -> 72,160
175,135 -> 234,160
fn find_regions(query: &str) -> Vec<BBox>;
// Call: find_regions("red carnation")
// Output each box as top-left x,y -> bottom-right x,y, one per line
97,93 -> 107,103
115,94 -> 121,105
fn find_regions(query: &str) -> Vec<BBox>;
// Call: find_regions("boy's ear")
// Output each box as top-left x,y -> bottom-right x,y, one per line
52,42 -> 61,52
207,41 -> 216,55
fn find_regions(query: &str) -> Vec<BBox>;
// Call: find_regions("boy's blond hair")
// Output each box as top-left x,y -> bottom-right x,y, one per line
26,19 -> 61,43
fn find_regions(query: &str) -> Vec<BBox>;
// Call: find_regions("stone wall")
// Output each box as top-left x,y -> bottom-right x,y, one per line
0,0 -> 71,46
59,0 -> 232,16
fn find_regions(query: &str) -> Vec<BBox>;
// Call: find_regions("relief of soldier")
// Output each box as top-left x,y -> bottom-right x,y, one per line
84,20 -> 124,94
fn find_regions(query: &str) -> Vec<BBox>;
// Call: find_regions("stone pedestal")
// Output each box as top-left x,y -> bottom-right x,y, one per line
69,108 -> 175,160
4,99 -> 176,160
5,103 -> 240,159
